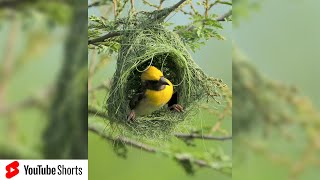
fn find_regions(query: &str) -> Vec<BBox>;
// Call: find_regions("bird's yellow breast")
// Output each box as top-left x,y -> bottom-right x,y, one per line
145,80 -> 173,106
134,78 -> 173,116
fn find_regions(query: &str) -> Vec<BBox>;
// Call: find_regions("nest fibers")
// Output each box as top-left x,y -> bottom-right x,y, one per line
106,12 -> 225,139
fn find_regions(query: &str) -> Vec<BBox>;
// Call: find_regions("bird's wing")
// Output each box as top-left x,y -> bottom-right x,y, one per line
129,90 -> 146,110
167,91 -> 178,107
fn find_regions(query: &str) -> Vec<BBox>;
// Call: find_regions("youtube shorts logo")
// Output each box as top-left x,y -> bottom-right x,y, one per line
0,160 -> 88,180
5,161 -> 19,179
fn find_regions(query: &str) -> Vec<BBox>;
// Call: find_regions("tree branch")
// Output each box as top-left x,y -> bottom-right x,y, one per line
151,0 -> 187,21
88,7 -> 231,45
88,1 -> 101,8
88,31 -> 121,45
88,105 -> 232,141
89,124 -> 157,152
88,123 -> 221,169
88,1 -> 110,8
175,133 -> 232,141
171,0 -> 187,10
88,0 -> 188,45
0,0 -> 34,9
205,0 -> 209,18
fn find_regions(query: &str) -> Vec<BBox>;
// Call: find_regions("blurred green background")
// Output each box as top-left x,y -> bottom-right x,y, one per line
234,0 -> 320,179
235,0 -> 320,107
0,8 -> 66,158
0,1 -> 87,159
88,0 -> 232,180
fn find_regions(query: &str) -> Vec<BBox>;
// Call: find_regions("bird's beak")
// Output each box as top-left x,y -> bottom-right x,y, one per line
159,76 -> 169,85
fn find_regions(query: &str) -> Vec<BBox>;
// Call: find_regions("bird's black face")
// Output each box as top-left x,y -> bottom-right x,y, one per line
144,76 -> 169,91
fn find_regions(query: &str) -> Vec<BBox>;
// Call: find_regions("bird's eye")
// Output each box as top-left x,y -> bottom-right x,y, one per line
147,80 -> 158,84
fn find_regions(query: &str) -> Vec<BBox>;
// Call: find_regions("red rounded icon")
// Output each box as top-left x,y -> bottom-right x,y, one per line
5,161 -> 19,179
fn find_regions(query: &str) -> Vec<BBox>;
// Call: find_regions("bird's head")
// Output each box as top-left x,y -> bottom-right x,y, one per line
141,66 -> 169,86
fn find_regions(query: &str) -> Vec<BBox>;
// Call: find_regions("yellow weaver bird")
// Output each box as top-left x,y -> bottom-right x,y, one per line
127,66 -> 183,121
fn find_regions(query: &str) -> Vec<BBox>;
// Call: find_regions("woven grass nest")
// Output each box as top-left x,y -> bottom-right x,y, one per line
106,12 -> 225,138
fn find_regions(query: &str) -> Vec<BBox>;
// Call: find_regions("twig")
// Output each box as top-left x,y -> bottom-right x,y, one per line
189,2 -> 199,15
130,0 -> 135,11
88,82 -> 110,93
88,1 -> 101,8
0,15 -> 18,110
142,0 -> 158,9
205,0 -> 209,18
175,133 -> 232,141
113,0 -> 117,17
209,0 -> 219,9
0,88 -> 52,115
88,31 -> 121,44
158,0 -> 165,10
216,10 -> 231,21
180,8 -> 193,16
174,13 -> 230,37
152,0 -> 187,20
209,0 -> 232,9
88,0 -> 112,8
